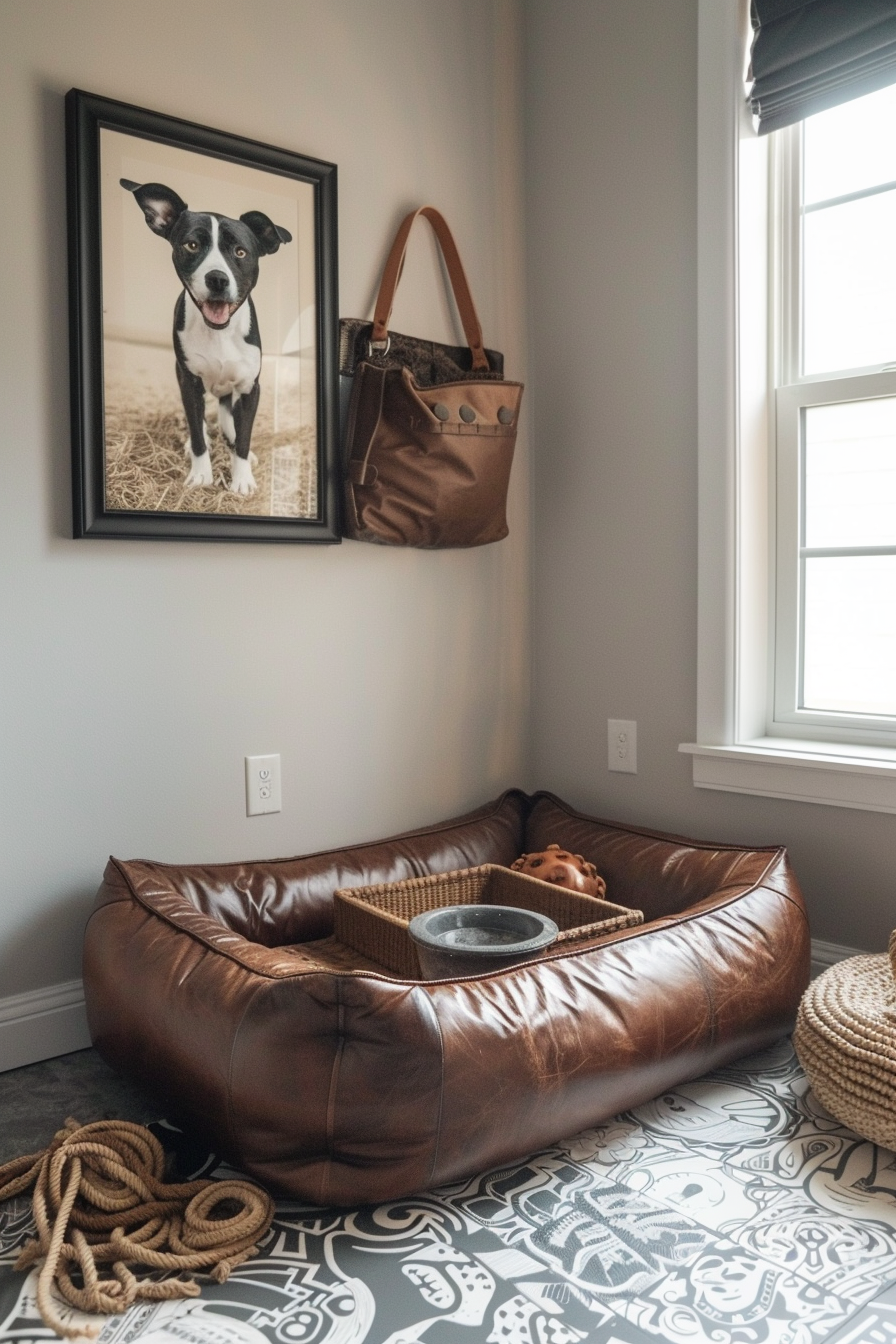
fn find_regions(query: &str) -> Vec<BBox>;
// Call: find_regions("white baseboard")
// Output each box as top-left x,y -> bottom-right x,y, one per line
810,938 -> 868,980
0,979 -> 90,1074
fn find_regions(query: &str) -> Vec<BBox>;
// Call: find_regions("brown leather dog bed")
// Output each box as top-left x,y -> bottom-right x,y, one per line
83,790 -> 810,1205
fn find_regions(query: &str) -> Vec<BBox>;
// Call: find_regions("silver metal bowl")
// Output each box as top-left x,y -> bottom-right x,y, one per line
408,904 -> 559,980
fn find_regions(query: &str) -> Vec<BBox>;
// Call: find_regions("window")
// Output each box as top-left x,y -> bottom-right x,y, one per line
773,86 -> 896,747
683,2 -> 896,813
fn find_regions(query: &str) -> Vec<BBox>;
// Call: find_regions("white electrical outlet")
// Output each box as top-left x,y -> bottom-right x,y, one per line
608,720 -> 637,774
245,754 -> 282,815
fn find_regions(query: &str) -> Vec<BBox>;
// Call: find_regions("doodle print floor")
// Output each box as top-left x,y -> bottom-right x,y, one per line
2,1038 -> 896,1344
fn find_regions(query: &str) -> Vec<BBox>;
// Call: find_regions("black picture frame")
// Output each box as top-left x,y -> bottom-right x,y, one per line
66,89 -> 340,543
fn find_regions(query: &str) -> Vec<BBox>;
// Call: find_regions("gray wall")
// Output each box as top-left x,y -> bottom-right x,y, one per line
524,0 -> 896,953
0,0 -> 530,998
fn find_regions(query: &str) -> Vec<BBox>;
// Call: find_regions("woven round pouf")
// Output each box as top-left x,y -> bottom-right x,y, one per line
794,935 -> 896,1148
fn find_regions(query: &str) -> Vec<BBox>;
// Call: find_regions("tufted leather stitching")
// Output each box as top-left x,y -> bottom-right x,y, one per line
322,980 -> 345,1205
414,986 -> 446,1186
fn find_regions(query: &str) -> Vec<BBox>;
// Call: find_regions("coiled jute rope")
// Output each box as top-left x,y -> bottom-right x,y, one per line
0,1118 -> 274,1340
793,930 -> 896,1148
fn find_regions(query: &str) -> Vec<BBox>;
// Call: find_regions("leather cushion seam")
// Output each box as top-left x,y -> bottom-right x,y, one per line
107,860 -> 807,986
414,986 -> 446,1187
321,980 -> 345,1204
226,978 -> 271,1170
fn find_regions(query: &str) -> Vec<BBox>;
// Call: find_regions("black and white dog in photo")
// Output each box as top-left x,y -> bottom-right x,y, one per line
121,179 -> 292,495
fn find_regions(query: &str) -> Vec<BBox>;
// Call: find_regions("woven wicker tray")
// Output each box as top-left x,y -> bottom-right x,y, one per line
332,863 -> 643,978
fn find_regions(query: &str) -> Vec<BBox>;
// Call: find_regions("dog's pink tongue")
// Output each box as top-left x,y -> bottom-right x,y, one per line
202,301 -> 230,326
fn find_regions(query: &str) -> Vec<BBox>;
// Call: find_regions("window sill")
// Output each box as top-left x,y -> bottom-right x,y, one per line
679,738 -> 896,814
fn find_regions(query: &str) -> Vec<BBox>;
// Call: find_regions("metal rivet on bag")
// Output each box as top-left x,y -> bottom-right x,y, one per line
432,403 -> 450,421
459,404 -> 476,423
497,406 -> 514,425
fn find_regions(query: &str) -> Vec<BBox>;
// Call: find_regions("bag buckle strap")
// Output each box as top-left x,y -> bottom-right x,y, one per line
371,207 -> 489,372
367,336 -> 391,357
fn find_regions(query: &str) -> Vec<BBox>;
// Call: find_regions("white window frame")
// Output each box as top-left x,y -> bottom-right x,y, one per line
680,0 -> 896,814
772,124 -> 896,745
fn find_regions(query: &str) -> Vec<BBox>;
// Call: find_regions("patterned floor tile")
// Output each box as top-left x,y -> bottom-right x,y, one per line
551,1106 -> 896,1311
815,1278 -> 896,1343
722,1133 -> 896,1233
725,1183 -> 896,1304
563,1139 -> 763,1232
638,1076 -> 799,1141
439,1151 -> 861,1344
610,1252 -> 851,1344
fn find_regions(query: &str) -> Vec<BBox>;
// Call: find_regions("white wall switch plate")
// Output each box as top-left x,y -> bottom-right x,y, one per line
608,719 -> 637,773
245,754 -> 282,815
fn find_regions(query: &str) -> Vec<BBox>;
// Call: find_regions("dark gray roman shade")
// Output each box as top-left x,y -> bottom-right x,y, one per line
749,0 -> 896,134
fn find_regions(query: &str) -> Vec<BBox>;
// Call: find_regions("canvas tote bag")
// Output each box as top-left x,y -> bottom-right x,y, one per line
339,207 -> 523,547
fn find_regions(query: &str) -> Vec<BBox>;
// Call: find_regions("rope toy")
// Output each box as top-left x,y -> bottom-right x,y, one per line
0,1118 -> 275,1340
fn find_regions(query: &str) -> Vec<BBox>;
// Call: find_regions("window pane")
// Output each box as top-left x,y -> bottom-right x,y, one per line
803,191 -> 896,374
805,399 -> 896,548
803,556 -> 896,715
804,83 -> 896,206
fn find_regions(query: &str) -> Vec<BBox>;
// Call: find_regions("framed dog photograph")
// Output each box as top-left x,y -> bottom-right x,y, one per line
66,89 -> 340,542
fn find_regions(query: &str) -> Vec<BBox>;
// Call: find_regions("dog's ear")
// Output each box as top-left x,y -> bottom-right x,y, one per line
240,211 -> 293,255
121,180 -> 188,239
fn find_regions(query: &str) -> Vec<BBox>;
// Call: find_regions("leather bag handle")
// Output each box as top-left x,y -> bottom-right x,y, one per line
370,206 -> 489,372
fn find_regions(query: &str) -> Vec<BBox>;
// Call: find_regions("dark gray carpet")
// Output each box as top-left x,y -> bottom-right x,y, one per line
0,1048 -> 159,1165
